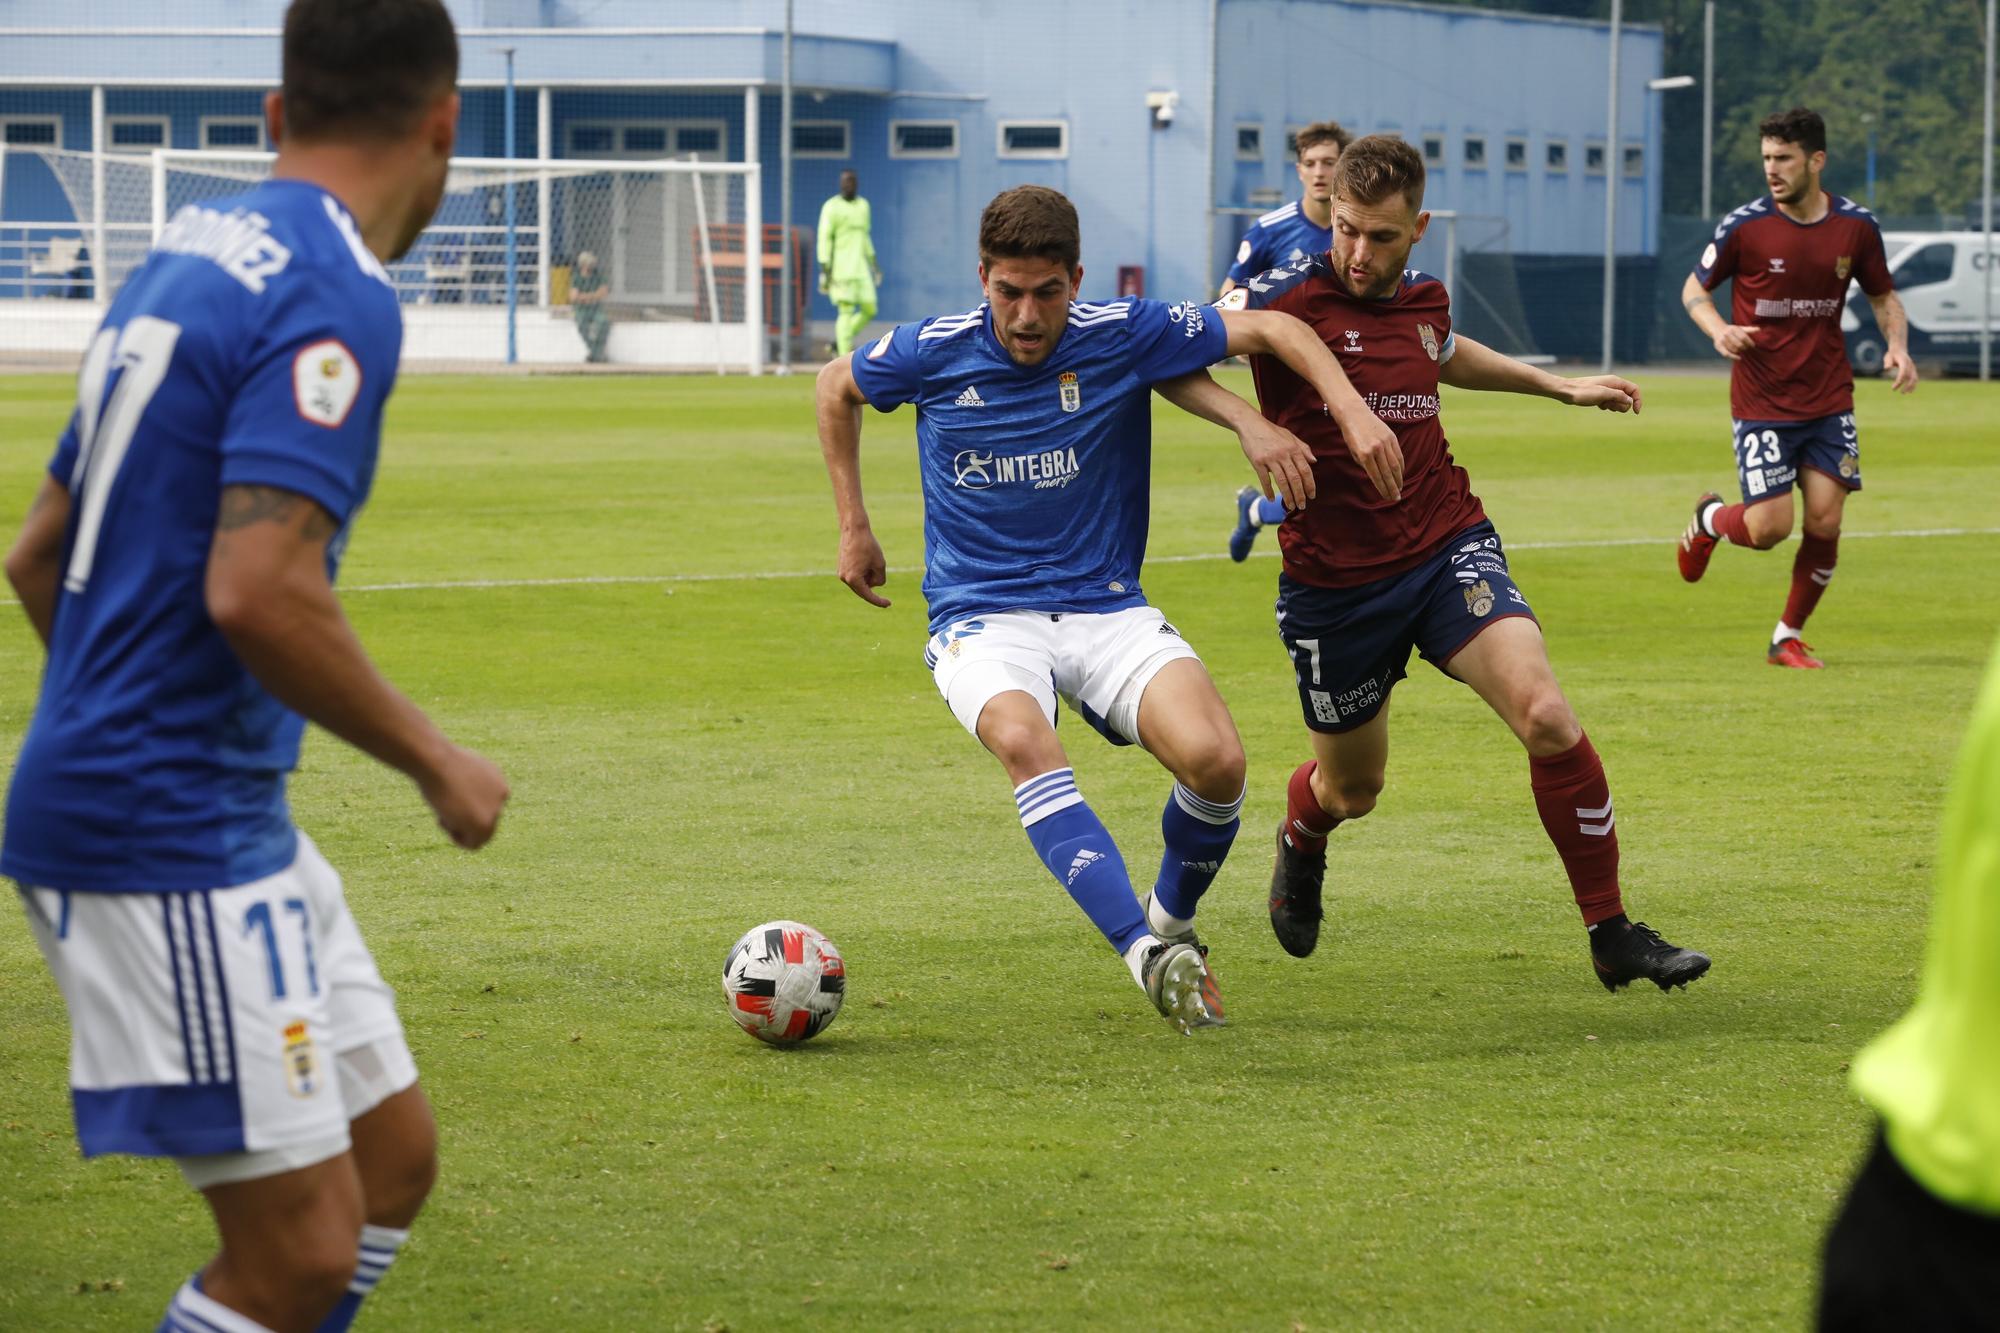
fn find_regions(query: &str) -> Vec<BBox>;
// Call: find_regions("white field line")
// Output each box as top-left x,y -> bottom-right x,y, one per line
328,525 -> 2000,595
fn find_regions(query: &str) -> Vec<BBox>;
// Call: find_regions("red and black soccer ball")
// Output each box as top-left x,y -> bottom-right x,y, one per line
722,921 -> 846,1044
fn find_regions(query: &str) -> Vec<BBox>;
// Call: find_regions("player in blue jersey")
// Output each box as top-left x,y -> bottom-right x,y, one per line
2,4 -> 507,1331
1222,120 -> 1351,559
816,184 -> 1400,1033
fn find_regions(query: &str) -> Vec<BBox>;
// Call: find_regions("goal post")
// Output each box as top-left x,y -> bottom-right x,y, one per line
1,146 -> 765,372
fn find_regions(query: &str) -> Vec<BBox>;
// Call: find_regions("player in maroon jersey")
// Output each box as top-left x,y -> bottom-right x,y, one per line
1678,106 -> 1916,669
1160,135 -> 1710,993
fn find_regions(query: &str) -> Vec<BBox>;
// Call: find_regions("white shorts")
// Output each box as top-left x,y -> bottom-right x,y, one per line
18,831 -> 416,1185
923,605 -> 1202,745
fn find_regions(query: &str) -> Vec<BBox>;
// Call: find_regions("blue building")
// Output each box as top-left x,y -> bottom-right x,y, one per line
0,0 -> 1665,362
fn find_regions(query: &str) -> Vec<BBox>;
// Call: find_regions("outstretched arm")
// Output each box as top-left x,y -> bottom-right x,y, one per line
1438,334 -> 1641,413
1155,371 -> 1316,507
1865,289 -> 1918,394
205,486 -> 509,849
815,355 -> 891,607
1218,307 -> 1402,502
4,475 -> 71,648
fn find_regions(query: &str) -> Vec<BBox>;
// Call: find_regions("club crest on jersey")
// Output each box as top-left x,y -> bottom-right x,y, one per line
1462,580 -> 1495,617
282,1020 -> 320,1099
1835,255 -> 1852,280
1342,329 -> 1363,352
1416,323 -> 1440,361
1058,371 -> 1081,414
1838,455 -> 1856,479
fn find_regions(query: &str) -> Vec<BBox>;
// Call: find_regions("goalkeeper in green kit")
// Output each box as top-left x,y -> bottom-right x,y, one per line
817,170 -> 881,356
1818,634 -> 2000,1327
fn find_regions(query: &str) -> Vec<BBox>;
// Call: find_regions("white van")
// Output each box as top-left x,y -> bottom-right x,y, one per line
1843,231 -> 2000,375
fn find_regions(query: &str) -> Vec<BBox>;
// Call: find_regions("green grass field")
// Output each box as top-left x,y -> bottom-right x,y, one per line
1,369 -> 1995,1331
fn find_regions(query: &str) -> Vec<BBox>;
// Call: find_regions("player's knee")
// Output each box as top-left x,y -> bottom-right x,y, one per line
1745,506 -> 1793,548
1179,732 -> 1246,805
369,1125 -> 439,1225
1313,767 -> 1381,820
1518,692 -> 1582,755
258,1226 -> 359,1316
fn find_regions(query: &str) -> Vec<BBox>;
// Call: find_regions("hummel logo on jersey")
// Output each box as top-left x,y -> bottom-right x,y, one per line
954,385 -> 987,407
1769,258 -> 1787,273
1066,849 -> 1104,885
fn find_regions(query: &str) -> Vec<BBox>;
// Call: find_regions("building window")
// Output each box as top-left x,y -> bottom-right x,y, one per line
1235,124 -> 1262,161
1585,141 -> 1607,175
998,120 -> 1067,159
570,124 -> 614,154
891,120 -> 958,158
1422,135 -> 1445,168
200,117 -> 265,150
1463,135 -> 1487,169
108,117 -> 170,152
793,120 -> 849,158
677,126 -> 722,155
1546,139 -> 1569,172
1,117 -> 61,147
1505,137 -> 1528,171
623,127 -> 668,154
1622,143 -> 1645,178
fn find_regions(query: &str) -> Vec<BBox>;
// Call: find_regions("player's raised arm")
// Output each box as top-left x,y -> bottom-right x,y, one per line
1155,371 -> 1316,507
1865,288 -> 1919,394
815,353 -> 891,608
4,475 -> 72,648
1219,306 -> 1403,502
205,485 -> 508,848
1438,333 -> 1641,414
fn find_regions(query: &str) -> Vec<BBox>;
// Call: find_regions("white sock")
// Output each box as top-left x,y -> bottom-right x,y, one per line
1699,498 -> 1723,539
1773,620 -> 1801,644
1146,894 -> 1193,939
1121,932 -> 1162,988
164,1278 -> 276,1332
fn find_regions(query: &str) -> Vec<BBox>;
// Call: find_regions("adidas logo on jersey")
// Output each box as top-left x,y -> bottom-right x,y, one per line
954,385 -> 987,407
1066,849 -> 1103,885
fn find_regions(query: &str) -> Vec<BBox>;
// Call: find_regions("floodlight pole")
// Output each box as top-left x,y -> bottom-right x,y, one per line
1701,0 -> 1714,220
779,0 -> 794,375
503,47 -> 518,366
1982,0 -> 1994,381
1601,0 -> 1622,373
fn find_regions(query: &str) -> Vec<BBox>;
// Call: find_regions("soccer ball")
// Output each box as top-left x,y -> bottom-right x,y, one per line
722,921 -> 846,1043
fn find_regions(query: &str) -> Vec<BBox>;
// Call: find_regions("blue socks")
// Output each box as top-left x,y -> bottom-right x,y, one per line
1016,768 -> 1149,954
160,1274 -> 273,1332
1153,782 -> 1244,925
313,1224 -> 409,1332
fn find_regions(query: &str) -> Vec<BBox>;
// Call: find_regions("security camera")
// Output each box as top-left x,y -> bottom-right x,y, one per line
1146,90 -> 1179,128
1153,102 -> 1176,126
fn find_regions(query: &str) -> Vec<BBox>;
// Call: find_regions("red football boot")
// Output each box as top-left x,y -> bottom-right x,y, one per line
1768,637 -> 1824,669
1678,492 -> 1722,583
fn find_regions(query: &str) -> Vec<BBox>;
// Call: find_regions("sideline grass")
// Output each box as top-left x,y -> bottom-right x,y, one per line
1,371 -> 1995,1329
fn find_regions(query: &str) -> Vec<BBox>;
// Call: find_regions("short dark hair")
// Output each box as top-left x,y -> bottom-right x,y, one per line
1294,120 -> 1352,158
282,0 -> 459,143
1334,134 -> 1426,211
978,186 -> 1080,270
1759,107 -> 1826,156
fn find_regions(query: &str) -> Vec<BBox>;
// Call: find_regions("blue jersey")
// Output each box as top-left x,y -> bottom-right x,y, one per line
851,298 -> 1228,632
1227,202 -> 1332,285
2,180 -> 402,894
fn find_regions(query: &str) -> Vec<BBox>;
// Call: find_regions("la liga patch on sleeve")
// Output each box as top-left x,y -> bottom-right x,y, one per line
293,339 -> 362,429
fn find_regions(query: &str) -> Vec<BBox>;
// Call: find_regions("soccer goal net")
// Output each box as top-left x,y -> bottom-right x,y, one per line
1,146 -> 764,371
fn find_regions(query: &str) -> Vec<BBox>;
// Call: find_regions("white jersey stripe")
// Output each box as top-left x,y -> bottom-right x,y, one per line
166,895 -> 211,1083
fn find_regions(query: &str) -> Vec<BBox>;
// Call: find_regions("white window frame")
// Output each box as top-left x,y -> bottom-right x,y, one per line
791,119 -> 850,159
564,120 -> 729,161
890,119 -> 959,160
1545,138 -> 1569,172
107,115 -> 171,154
1504,136 -> 1529,172
996,119 -> 1067,160
1622,142 -> 1645,179
1421,134 -> 1446,169
1234,123 -> 1262,162
1584,140 -> 1608,176
1,115 -> 62,149
199,116 -> 266,151
1462,134 -> 1488,170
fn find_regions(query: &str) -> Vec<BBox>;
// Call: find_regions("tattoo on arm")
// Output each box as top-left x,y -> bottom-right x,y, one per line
216,485 -> 339,541
1683,291 -> 1714,313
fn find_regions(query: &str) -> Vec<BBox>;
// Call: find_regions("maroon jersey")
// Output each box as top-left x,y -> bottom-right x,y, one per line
1693,193 -> 1892,421
1228,257 -> 1484,587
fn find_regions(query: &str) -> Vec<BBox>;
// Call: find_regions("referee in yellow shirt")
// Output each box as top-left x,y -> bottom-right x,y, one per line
1819,634 -> 2000,1327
